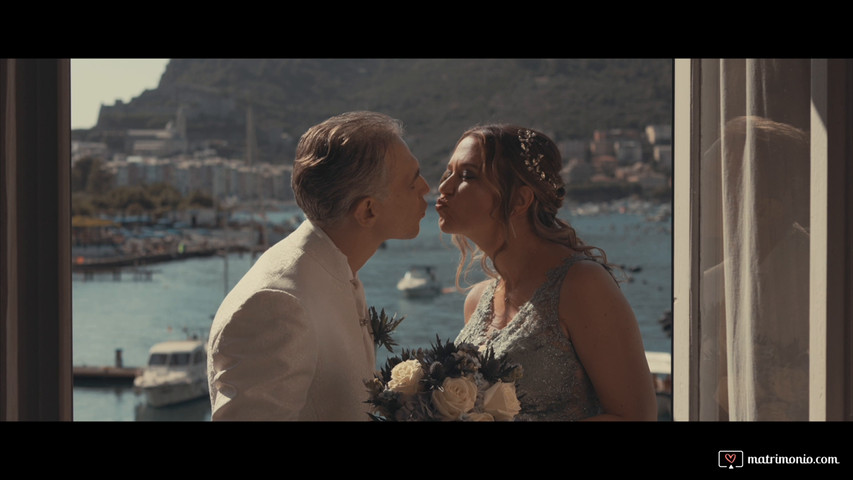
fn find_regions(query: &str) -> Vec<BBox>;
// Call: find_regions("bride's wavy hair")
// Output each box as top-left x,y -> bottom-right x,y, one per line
450,124 -> 611,288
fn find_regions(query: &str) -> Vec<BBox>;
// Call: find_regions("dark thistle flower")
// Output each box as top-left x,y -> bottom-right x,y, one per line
452,350 -> 481,374
426,360 -> 446,389
427,336 -> 459,363
455,342 -> 480,357
479,346 -> 502,381
370,307 -> 405,353
428,361 -> 445,378
420,336 -> 468,377
478,346 -> 523,383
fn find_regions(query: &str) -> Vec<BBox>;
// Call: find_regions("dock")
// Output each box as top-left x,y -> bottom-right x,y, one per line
72,248 -> 221,272
73,365 -> 141,387
72,244 -> 268,274
73,348 -> 140,387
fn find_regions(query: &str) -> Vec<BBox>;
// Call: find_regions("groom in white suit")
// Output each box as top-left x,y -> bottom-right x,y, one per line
207,111 -> 430,421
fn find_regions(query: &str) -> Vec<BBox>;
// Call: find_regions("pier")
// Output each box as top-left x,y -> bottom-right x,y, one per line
73,247 -> 222,272
73,349 -> 140,387
73,366 -> 140,387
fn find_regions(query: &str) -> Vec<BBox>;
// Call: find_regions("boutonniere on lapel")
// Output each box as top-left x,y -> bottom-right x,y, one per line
369,306 -> 405,353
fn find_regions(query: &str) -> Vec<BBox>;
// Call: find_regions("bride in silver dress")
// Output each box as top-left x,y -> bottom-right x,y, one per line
436,125 -> 657,421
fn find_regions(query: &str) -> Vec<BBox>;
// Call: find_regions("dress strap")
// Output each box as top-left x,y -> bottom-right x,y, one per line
544,254 -> 592,286
532,254 -> 598,312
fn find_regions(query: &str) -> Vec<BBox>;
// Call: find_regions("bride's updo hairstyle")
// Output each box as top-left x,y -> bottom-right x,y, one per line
450,124 -> 610,287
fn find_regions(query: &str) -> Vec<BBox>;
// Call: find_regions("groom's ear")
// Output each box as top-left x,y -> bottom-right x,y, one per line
510,186 -> 535,217
352,196 -> 378,227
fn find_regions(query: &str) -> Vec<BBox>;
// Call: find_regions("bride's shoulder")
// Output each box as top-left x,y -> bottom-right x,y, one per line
463,280 -> 492,324
466,279 -> 492,300
558,258 -> 628,317
561,257 -> 617,291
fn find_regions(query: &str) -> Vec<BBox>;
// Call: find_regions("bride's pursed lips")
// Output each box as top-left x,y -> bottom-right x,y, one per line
435,197 -> 449,212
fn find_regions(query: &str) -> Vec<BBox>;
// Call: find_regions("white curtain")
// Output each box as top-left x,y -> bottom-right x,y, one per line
698,59 -> 811,420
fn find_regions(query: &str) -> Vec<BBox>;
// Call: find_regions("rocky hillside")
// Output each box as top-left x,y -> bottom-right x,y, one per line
77,58 -> 672,183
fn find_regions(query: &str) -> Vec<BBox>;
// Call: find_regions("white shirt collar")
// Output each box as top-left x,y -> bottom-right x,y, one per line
299,219 -> 358,284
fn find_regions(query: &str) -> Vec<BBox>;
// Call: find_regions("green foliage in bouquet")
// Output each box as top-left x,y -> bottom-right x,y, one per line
365,335 -> 524,421
369,306 -> 405,353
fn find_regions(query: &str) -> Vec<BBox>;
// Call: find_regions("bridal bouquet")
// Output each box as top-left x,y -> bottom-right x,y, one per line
365,336 -> 524,421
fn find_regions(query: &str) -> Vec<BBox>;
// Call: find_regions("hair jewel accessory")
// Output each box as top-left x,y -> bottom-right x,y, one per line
519,129 -> 562,193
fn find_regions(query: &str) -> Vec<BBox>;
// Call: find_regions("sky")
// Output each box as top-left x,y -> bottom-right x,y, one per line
70,58 -> 171,130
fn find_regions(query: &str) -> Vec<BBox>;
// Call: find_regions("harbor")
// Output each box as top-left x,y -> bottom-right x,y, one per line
72,215 -> 281,273
71,201 -> 672,421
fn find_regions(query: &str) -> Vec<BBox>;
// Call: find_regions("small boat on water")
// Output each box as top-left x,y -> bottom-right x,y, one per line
397,266 -> 441,298
134,338 -> 208,408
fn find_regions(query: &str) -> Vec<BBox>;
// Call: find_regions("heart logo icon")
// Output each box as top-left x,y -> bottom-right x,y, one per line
725,453 -> 737,464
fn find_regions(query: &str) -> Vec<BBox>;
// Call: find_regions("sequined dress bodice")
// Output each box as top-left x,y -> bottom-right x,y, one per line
454,256 -> 603,421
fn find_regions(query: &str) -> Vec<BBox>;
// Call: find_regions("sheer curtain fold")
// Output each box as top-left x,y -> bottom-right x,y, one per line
699,59 -> 811,420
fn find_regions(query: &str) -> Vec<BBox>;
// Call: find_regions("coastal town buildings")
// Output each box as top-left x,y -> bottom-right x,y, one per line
72,121 -> 672,204
101,154 -> 294,202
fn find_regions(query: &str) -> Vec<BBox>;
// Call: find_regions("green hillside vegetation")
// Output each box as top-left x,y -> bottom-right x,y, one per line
77,59 -> 672,187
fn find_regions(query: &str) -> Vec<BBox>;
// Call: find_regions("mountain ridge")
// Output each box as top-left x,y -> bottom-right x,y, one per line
76,58 -> 672,183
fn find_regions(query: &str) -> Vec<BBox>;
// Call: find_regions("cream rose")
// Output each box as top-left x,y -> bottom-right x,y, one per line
387,359 -> 424,396
431,376 -> 478,420
464,412 -> 495,422
482,381 -> 521,421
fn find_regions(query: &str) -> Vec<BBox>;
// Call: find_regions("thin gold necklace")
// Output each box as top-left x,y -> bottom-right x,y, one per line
501,279 -> 522,309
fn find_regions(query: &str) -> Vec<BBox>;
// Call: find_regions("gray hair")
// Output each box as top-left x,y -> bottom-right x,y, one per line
292,111 -> 404,227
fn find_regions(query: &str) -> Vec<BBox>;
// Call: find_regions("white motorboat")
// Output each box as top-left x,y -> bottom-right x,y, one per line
397,266 -> 441,298
134,338 -> 208,408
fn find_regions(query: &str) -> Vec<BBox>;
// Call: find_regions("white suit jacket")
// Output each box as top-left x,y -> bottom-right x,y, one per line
207,220 -> 376,421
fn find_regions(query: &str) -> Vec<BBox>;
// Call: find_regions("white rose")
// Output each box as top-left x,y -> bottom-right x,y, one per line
463,412 -> 495,422
431,376 -> 478,420
387,359 -> 424,396
482,381 -> 521,421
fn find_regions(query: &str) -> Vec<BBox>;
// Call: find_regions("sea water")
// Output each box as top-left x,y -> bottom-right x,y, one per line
72,203 -> 672,421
